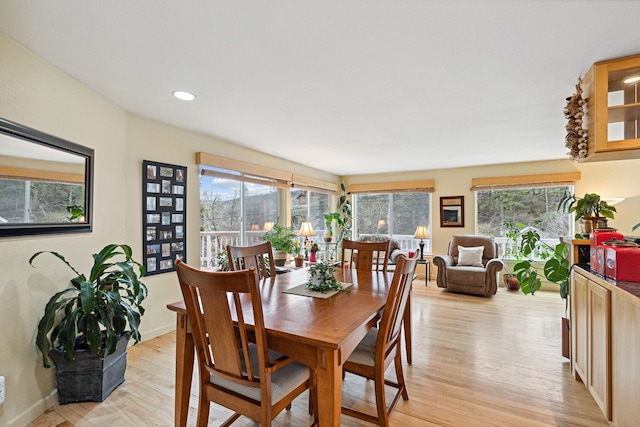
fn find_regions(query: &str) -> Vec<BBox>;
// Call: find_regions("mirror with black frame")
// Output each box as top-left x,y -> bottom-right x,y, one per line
0,117 -> 93,237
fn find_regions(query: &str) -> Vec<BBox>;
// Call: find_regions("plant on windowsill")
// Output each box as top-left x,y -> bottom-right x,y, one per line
558,192 -> 616,237
292,239 -> 304,267
327,183 -> 353,246
323,212 -> 341,242
262,222 -> 297,266
29,243 -> 147,403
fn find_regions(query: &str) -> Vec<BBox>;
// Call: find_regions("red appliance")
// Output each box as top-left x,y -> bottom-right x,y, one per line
605,245 -> 640,282
590,229 -> 623,275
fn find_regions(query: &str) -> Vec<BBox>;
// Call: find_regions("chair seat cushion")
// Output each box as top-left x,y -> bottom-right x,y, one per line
210,344 -> 309,404
346,328 -> 378,367
447,266 -> 486,287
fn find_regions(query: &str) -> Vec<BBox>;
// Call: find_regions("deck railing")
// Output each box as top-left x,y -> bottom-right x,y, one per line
200,232 -> 563,269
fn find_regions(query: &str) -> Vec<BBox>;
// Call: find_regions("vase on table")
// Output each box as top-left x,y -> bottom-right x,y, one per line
309,252 -> 317,263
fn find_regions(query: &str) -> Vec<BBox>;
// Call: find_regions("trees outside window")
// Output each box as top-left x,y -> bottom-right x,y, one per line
476,186 -> 572,258
199,167 -> 280,268
290,189 -> 330,236
353,192 -> 430,251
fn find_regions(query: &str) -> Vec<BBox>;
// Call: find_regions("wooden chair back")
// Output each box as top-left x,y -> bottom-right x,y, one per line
341,239 -> 390,272
378,254 -> 418,356
341,253 -> 418,426
176,260 -> 267,387
175,260 -> 314,426
227,241 -> 276,279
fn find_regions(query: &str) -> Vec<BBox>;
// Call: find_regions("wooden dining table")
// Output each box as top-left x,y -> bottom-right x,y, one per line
167,266 -> 395,427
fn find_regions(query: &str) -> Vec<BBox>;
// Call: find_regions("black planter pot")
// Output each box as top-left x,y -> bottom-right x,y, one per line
48,332 -> 130,404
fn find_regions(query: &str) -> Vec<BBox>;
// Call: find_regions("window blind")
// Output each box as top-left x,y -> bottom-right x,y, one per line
347,179 -> 435,194
470,172 -> 581,191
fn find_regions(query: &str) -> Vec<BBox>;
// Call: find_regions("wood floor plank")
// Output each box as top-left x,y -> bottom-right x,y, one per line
28,281 -> 608,426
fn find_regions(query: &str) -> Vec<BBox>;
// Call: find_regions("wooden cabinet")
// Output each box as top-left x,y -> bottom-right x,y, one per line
582,54 -> 640,162
571,267 -> 640,426
570,269 -> 611,419
610,291 -> 640,427
587,280 -> 611,420
571,270 -> 588,382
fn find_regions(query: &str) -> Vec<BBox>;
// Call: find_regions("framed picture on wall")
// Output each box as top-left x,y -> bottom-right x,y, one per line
440,196 -> 464,227
142,160 -> 187,275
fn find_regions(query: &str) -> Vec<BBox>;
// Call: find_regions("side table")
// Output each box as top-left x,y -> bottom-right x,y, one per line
417,259 -> 430,285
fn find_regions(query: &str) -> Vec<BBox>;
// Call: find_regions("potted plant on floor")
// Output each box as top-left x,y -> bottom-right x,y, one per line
511,229 -> 571,357
558,192 -> 616,236
30,243 -> 148,403
502,220 -> 524,290
262,222 -> 297,266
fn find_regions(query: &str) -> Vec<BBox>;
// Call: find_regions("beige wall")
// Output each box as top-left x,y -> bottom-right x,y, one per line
2,30 -> 640,426
0,33 -> 336,426
344,159 -> 640,262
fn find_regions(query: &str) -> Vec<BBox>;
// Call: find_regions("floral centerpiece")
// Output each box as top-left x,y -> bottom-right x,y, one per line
306,262 -> 348,293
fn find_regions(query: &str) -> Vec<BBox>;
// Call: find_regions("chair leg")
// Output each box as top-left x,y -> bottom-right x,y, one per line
374,369 -> 389,427
196,396 -> 210,427
394,350 -> 409,401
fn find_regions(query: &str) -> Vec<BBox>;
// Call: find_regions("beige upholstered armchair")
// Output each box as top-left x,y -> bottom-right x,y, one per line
433,235 -> 503,296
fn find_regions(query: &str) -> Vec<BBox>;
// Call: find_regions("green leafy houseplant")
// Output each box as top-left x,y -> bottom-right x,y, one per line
262,222 -> 297,254
502,220 -> 525,289
328,183 -> 353,244
512,229 -> 570,303
306,261 -> 349,293
323,212 -> 341,240
30,244 -> 147,368
558,192 -> 616,234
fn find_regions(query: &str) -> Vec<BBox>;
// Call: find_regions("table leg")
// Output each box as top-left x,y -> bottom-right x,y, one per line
174,312 -> 194,427
316,348 -> 343,426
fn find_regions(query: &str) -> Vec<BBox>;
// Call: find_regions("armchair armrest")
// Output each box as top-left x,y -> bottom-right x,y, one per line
432,255 -> 454,288
484,258 -> 504,295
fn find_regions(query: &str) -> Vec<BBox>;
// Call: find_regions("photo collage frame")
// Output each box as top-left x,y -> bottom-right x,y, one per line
142,160 -> 186,275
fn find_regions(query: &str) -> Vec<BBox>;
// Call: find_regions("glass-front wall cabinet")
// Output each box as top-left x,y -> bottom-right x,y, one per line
583,54 -> 640,160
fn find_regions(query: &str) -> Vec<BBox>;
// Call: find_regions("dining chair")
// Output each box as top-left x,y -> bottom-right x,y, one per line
341,253 -> 418,427
175,260 -> 316,427
226,241 -> 276,279
341,239 -> 391,272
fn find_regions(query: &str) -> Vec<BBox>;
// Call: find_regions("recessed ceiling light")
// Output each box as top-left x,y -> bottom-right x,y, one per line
623,76 -> 640,84
172,90 -> 196,101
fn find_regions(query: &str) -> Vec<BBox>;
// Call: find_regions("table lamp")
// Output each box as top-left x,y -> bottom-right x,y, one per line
414,225 -> 429,260
298,221 -> 316,260
263,221 -> 275,232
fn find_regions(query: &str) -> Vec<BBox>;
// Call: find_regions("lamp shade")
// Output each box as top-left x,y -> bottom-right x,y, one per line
263,221 -> 275,231
298,221 -> 316,237
414,225 -> 429,240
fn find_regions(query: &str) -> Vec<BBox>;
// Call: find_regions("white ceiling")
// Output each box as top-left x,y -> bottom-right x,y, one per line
1,0 -> 640,176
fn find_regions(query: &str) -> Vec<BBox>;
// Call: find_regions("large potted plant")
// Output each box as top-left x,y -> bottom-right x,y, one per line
262,222 -> 297,266
511,229 -> 571,357
30,243 -> 147,403
558,192 -> 616,236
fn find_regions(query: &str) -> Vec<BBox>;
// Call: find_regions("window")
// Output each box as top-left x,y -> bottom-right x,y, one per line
476,185 -> 572,258
352,192 -> 431,252
199,166 -> 281,269
290,188 -> 330,236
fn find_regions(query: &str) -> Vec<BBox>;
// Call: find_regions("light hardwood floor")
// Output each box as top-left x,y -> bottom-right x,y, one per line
28,281 -> 608,427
